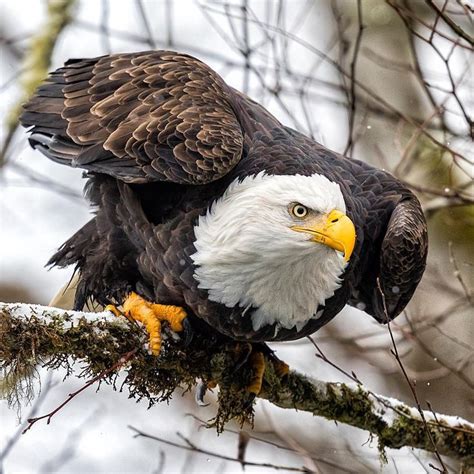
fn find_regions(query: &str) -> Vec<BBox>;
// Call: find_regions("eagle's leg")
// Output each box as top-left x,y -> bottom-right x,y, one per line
247,351 -> 266,396
106,292 -> 187,355
244,347 -> 289,396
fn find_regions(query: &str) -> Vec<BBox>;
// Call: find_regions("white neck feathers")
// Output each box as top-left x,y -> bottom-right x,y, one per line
191,173 -> 348,331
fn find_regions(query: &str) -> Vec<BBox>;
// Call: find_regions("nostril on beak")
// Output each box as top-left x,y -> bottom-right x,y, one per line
331,218 -> 339,223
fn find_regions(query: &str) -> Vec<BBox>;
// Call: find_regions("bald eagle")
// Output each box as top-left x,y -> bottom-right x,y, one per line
20,50 -> 428,351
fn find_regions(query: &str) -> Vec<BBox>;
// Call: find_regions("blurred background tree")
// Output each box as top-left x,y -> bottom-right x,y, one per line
0,1 -> 472,472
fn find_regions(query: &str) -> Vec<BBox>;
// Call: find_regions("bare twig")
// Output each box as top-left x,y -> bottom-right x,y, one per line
448,241 -> 473,306
376,279 -> 448,473
187,413 -> 353,473
343,0 -> 365,156
130,426 -> 312,472
425,0 -> 474,45
22,349 -> 137,433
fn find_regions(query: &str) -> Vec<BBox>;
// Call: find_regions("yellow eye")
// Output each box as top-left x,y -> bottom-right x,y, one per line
291,203 -> 308,218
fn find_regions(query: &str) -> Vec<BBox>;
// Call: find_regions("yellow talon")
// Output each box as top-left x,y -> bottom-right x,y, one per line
247,351 -> 266,396
106,292 -> 187,356
105,304 -> 122,318
150,303 -> 187,332
272,358 -> 289,378
244,349 -> 289,396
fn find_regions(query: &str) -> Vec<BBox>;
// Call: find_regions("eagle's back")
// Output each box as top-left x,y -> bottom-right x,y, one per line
23,50 -> 427,341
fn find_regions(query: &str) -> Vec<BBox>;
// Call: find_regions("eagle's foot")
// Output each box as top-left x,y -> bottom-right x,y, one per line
247,351 -> 266,396
229,343 -> 290,396
106,292 -> 187,356
247,351 -> 289,395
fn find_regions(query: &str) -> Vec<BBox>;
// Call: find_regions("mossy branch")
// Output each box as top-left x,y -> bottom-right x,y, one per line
1,302 -> 473,464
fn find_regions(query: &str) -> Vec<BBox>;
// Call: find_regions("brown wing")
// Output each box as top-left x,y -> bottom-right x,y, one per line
20,51 -> 244,184
348,195 -> 428,322
376,198 -> 428,319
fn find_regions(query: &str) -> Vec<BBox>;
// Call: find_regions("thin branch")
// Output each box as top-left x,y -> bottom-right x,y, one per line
134,0 -> 156,48
201,2 -> 470,164
386,0 -> 473,50
425,0 -> 474,45
343,0 -> 365,156
187,413 -> 353,473
376,279 -> 447,473
130,426 -> 312,472
448,241 -> 473,305
22,349 -> 137,433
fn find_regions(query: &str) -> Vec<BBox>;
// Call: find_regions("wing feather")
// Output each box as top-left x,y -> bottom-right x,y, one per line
20,51 -> 244,184
348,195 -> 428,322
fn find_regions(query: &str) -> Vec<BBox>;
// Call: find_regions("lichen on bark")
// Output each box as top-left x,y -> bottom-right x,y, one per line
1,302 -> 473,465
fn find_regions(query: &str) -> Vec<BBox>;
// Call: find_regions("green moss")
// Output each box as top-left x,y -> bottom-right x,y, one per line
0,309 -> 262,428
1,308 -> 473,464
377,412 -> 474,464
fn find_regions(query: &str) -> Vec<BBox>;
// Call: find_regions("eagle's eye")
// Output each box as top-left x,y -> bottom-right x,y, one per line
290,203 -> 308,219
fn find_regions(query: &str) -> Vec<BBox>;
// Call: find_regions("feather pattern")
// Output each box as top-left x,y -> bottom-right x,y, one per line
21,51 -> 247,184
20,50 -> 428,342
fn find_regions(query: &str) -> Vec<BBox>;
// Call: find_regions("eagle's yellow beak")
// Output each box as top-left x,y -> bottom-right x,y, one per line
292,210 -> 356,262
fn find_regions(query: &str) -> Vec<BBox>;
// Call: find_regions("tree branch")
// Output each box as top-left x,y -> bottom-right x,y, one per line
0,302 -> 473,464
425,0 -> 474,46
1,0 -> 76,166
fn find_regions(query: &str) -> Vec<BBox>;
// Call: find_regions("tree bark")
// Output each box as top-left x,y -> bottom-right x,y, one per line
1,302 -> 473,464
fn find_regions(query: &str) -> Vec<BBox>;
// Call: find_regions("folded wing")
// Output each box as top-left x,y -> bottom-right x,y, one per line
350,197 -> 428,322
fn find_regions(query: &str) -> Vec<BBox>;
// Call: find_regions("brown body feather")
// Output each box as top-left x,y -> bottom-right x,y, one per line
20,50 -> 428,342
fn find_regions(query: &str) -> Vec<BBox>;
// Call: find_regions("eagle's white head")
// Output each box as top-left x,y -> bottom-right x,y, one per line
191,172 -> 356,332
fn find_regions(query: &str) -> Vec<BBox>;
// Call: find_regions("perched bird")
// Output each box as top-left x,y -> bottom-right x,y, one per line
20,51 -> 428,373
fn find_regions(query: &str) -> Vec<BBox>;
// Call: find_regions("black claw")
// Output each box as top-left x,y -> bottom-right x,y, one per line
182,317 -> 194,346
195,380 -> 209,407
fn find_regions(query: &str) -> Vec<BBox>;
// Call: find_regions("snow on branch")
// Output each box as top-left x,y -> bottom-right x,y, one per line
0,301 -> 473,464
